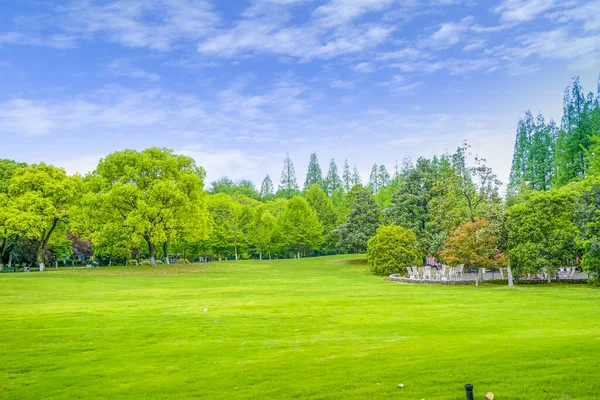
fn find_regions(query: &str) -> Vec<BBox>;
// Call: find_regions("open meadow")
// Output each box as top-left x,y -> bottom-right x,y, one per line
1,255 -> 599,399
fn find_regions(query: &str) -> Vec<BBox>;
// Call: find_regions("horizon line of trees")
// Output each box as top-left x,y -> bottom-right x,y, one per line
2,75 -> 600,284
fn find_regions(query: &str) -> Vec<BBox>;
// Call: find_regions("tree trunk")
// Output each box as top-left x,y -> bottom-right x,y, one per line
235,243 -> 238,261
148,242 -> 157,267
268,250 -> 271,260
55,261 -> 58,270
37,243 -> 46,272
163,242 -> 170,265
507,265 -> 514,287
8,252 -> 12,269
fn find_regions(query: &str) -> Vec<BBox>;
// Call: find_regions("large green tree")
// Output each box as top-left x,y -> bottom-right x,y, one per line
247,206 -> 275,260
8,164 -> 80,271
507,188 -> 579,278
304,184 -> 337,253
277,196 -> 323,257
333,185 -> 381,253
86,148 -> 210,267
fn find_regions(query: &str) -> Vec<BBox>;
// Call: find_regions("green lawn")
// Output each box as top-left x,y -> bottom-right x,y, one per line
1,255 -> 599,399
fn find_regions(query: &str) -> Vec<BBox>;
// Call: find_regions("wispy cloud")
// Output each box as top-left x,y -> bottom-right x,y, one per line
108,59 -> 160,82
493,0 -> 556,23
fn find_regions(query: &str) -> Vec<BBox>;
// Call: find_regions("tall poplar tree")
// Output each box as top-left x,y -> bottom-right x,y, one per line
378,165 -> 390,188
304,152 -> 323,191
509,111 -> 557,195
342,159 -> 352,191
260,175 -> 274,199
277,155 -> 299,198
352,165 -> 361,186
324,158 -> 342,195
368,164 -> 379,193
554,77 -> 597,186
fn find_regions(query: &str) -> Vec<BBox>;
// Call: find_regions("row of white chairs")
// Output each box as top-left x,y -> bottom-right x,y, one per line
408,264 -> 465,280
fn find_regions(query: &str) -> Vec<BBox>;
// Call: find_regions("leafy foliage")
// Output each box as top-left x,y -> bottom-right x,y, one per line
367,225 -> 421,276
440,219 -> 505,271
333,185 -> 380,253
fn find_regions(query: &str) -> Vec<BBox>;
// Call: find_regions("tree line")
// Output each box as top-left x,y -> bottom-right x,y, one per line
1,75 -> 600,283
506,75 -> 600,282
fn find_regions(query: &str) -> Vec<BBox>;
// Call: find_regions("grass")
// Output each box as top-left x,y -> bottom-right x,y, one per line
1,255 -> 599,399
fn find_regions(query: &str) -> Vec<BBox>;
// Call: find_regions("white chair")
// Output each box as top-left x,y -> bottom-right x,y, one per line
439,266 -> 448,281
408,266 -> 419,279
423,266 -> 432,280
455,264 -> 464,278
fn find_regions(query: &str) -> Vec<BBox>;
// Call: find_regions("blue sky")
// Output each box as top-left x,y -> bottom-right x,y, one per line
1,0 -> 600,188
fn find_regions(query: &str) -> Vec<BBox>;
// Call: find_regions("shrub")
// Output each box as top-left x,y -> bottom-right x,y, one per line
176,259 -> 190,264
140,260 -> 150,265
581,238 -> 600,284
129,259 -> 138,266
155,260 -> 164,265
367,225 -> 421,276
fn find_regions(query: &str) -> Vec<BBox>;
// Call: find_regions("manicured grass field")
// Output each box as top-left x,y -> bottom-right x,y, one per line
1,255 -> 599,399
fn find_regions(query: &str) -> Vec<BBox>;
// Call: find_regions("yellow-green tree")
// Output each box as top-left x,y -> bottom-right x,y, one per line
277,196 -> 323,258
367,225 -> 421,276
86,148 -> 210,267
8,164 -> 80,271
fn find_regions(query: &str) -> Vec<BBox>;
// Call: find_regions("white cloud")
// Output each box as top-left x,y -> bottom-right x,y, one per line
313,0 -> 394,28
380,75 -> 422,93
0,77 -> 313,144
0,32 -> 77,49
426,16 -> 475,48
547,2 -> 600,32
494,0 -> 555,23
108,59 -> 160,82
352,62 -> 375,73
0,0 -> 220,51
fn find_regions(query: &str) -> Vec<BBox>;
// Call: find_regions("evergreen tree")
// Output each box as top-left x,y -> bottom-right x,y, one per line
304,152 -> 323,191
378,165 -> 390,188
324,158 -> 342,195
342,159 -> 352,191
368,164 -> 379,193
260,175 -> 274,199
508,111 -> 557,195
333,186 -> 381,253
351,165 -> 361,186
277,155 -> 299,198
554,77 -> 597,186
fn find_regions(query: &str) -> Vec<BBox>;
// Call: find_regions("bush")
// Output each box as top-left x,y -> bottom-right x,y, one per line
129,259 -> 138,266
176,259 -> 190,264
155,259 -> 164,265
581,238 -> 600,283
367,225 -> 421,276
140,260 -> 150,265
